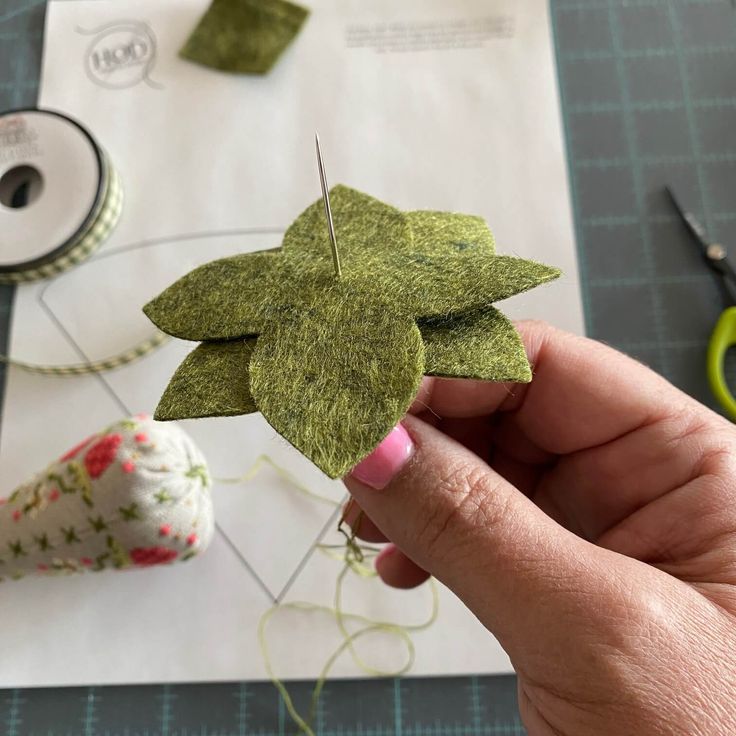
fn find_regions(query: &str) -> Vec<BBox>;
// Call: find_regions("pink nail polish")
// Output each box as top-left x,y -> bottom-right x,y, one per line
375,544 -> 397,567
350,424 -> 414,490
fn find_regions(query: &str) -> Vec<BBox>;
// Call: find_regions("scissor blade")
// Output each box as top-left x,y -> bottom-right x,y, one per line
665,185 -> 711,250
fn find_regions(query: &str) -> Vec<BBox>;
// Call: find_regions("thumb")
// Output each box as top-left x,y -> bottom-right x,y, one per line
343,414 -> 633,658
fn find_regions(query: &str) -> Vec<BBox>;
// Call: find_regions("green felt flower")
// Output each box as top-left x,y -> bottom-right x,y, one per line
144,186 -> 560,478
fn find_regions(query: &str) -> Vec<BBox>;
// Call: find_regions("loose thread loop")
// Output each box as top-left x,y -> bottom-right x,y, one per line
337,499 -> 364,566
219,455 -> 438,736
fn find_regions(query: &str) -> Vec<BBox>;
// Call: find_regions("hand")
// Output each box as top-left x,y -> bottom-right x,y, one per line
343,321 -> 736,736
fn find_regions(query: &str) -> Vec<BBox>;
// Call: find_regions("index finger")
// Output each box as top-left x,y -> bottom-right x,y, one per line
412,320 -> 712,455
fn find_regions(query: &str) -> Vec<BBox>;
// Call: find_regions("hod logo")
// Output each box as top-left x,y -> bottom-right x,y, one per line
78,21 -> 162,89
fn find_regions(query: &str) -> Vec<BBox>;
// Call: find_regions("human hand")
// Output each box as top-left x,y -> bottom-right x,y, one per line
343,321 -> 736,736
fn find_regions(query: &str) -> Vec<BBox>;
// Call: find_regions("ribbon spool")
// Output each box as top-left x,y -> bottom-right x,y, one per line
0,108 -> 167,375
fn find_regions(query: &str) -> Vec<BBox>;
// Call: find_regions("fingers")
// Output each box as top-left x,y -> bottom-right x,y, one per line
375,545 -> 430,588
342,500 -> 431,587
343,414 -> 627,655
530,408 -> 732,543
420,321 -> 714,455
341,500 -> 387,543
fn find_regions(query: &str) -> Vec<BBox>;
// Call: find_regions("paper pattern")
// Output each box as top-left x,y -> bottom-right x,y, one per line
0,0 -> 581,686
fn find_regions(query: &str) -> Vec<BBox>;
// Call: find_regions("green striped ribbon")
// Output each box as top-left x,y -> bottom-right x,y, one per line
0,332 -> 170,376
1,154 -> 169,376
0,159 -> 123,284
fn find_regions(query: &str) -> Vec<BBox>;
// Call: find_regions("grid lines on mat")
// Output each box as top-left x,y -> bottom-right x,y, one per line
2,0 -> 736,733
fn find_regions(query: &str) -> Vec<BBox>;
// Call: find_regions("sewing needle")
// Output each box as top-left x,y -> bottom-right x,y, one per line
315,132 -> 342,278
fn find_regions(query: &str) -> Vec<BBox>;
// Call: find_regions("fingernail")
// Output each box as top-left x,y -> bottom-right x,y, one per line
350,424 -> 414,490
375,544 -> 397,570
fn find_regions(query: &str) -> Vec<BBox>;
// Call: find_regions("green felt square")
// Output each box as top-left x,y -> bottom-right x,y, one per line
180,0 -> 309,75
155,339 -> 258,421
419,307 -> 531,382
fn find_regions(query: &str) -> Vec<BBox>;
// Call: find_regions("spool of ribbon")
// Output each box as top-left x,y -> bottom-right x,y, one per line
0,108 -> 167,375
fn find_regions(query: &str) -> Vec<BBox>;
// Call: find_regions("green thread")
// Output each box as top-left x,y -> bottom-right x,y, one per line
62,526 -> 81,544
222,455 -> 439,736
258,553 -> 439,736
106,536 -> 130,569
106,418 -> 138,434
154,489 -> 174,504
185,464 -> 211,487
214,455 -> 338,507
8,540 -> 26,558
118,503 -> 141,521
87,515 -> 108,533
68,462 -> 94,508
47,473 -> 75,496
21,483 -> 43,515
33,533 -> 52,551
93,553 -> 110,572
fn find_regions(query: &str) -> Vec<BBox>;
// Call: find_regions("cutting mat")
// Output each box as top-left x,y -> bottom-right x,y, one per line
1,0 -> 735,733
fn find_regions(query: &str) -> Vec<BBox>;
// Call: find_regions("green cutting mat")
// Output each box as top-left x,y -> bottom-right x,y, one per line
1,0 -> 735,733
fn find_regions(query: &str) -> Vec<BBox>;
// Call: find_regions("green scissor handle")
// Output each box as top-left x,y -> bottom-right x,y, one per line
707,306 -> 736,421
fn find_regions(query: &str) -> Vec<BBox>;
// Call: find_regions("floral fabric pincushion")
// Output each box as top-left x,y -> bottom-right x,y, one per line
0,416 -> 213,581
144,186 -> 560,478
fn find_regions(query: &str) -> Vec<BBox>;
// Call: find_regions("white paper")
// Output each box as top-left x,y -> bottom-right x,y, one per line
0,0 -> 583,687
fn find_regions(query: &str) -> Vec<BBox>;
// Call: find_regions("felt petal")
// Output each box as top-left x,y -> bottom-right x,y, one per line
282,185 -> 412,270
155,340 -> 258,421
383,253 -> 561,318
143,251 -> 291,340
179,0 -> 309,75
249,297 -> 424,478
407,211 -> 495,256
419,308 -> 531,382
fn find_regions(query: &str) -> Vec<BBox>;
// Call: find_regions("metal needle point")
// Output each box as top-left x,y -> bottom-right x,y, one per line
315,133 -> 342,278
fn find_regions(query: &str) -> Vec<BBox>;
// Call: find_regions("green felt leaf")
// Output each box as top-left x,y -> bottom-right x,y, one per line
381,253 -> 560,319
179,0 -> 309,75
282,185 -> 413,270
144,188 -> 560,342
249,294 -> 424,478
143,251 -> 288,341
145,185 -> 562,477
155,339 -> 258,421
145,249 -> 557,341
419,307 -> 531,382
407,211 -> 495,256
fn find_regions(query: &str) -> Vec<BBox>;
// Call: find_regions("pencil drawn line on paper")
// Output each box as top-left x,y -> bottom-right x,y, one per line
34,227 -> 339,603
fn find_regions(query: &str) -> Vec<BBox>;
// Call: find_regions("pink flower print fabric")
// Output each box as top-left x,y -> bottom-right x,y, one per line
0,416 -> 214,581
83,434 -> 123,478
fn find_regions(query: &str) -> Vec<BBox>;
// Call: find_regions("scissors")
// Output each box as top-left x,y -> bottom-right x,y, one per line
667,186 -> 736,420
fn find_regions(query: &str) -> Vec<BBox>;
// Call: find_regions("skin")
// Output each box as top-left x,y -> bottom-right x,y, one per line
343,321 -> 736,736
